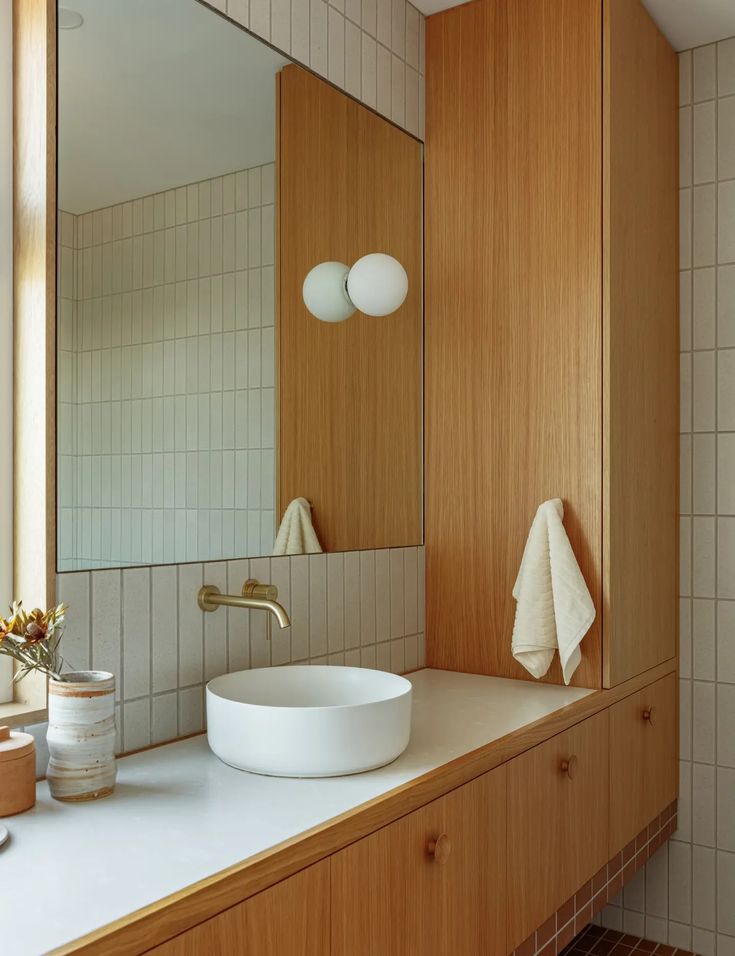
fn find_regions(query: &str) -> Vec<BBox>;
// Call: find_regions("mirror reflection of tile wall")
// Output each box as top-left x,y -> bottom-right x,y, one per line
57,164 -> 276,570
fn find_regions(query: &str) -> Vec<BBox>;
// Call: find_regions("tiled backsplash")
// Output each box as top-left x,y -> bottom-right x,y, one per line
46,547 -> 425,760
57,163 -> 278,569
599,39 -> 735,956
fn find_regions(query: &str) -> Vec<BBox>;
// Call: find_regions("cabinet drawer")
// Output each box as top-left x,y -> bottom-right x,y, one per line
609,672 -> 677,855
507,710 -> 609,950
144,861 -> 329,956
331,768 -> 507,956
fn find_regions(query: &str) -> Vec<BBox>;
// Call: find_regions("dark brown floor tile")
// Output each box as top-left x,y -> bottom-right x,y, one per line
584,926 -> 606,939
620,936 -> 643,948
655,946 -> 675,956
591,936 -> 618,955
633,939 -> 657,953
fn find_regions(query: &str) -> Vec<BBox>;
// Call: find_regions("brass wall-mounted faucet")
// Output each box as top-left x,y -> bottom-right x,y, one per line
197,579 -> 291,635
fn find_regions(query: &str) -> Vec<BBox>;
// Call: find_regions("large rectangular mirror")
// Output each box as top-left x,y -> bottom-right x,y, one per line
56,0 -> 423,571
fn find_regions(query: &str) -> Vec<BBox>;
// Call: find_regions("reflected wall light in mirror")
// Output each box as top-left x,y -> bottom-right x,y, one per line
302,253 -> 409,323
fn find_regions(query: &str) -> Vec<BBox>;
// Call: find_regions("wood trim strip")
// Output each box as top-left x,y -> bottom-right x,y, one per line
50,659 -> 676,956
12,0 -> 56,717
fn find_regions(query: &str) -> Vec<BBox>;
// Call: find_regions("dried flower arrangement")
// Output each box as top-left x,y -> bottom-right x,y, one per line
0,602 -> 69,682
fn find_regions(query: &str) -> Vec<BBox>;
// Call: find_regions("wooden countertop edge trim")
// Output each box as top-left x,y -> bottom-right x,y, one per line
51,660 -> 676,956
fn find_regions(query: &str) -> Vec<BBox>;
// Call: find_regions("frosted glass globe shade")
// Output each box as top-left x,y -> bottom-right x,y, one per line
346,253 -> 408,317
302,261 -> 355,323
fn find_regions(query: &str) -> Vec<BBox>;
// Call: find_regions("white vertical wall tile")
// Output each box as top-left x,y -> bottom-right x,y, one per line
717,852 -> 735,935
91,570 -> 122,699
668,840 -> 692,924
694,45 -> 717,103
57,572 -> 91,671
720,38 -> 735,96
719,266 -> 735,347
123,698 -> 151,752
694,101 -> 716,183
694,185 -> 716,267
680,50 -> 692,106
720,181 -> 735,264
719,95 -> 735,181
122,567 -> 150,699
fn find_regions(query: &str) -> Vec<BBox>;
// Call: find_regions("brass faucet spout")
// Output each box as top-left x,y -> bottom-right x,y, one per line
197,580 -> 291,631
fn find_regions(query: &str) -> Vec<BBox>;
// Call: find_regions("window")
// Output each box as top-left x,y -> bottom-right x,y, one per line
0,0 -> 13,702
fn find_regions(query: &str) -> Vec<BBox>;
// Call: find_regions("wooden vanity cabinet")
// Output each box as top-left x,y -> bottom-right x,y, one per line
609,672 -> 678,856
330,767 -> 507,956
506,710 -> 610,951
144,861 -> 330,956
425,0 -> 679,690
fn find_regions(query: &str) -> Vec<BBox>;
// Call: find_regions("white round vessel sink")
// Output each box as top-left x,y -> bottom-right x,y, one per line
206,665 -> 412,777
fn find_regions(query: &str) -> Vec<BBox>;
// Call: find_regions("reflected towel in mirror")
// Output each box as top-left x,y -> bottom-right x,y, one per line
511,499 -> 595,685
272,498 -> 323,556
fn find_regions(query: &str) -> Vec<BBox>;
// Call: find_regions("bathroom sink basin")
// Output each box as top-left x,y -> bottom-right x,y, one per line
206,666 -> 412,777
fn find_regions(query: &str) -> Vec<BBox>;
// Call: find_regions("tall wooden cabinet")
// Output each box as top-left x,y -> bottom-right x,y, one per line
425,0 -> 678,689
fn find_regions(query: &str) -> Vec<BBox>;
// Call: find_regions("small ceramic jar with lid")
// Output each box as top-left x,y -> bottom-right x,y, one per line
0,725 -> 36,816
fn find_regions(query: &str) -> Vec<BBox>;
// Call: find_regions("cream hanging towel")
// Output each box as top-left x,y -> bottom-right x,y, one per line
272,498 -> 323,556
511,498 -> 595,685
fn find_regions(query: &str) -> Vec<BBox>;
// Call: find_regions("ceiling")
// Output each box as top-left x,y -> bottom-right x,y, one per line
412,0 -> 735,52
58,0 -> 289,215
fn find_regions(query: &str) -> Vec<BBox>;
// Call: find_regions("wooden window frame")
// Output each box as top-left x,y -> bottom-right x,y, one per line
0,0 -> 56,727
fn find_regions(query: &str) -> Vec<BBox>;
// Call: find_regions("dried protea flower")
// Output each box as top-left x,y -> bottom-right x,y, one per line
0,601 -> 69,681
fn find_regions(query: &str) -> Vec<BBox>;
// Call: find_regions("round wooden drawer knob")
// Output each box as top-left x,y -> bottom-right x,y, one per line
561,755 -> 578,780
643,706 -> 656,725
428,833 -> 451,864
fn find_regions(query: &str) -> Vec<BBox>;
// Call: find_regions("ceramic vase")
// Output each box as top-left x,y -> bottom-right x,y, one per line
46,671 -> 117,802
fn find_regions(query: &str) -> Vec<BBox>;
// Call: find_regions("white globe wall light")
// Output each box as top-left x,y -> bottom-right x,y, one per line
302,253 -> 408,323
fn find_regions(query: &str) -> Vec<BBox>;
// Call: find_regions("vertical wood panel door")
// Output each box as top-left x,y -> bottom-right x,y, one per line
277,64 -> 423,552
506,711 -> 609,950
608,673 -> 678,855
424,0 -> 602,687
331,768 -> 507,956
602,0 -> 679,686
144,861 -> 329,956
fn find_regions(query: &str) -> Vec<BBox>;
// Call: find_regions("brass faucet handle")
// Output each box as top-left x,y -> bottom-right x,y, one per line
198,585 -> 222,612
243,579 -> 279,602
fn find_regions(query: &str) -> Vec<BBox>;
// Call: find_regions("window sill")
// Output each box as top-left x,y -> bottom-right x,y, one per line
0,671 -> 47,728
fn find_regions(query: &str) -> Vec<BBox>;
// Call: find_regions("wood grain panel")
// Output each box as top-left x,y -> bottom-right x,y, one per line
507,710 -> 609,950
144,861 -> 329,956
331,767 -> 506,956
602,0 -> 679,687
277,65 -> 422,552
9,0 -> 56,718
609,673 -> 677,855
425,0 -> 602,687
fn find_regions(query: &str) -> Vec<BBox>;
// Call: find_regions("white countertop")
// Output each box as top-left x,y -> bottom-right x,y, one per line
1,669 -> 594,956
